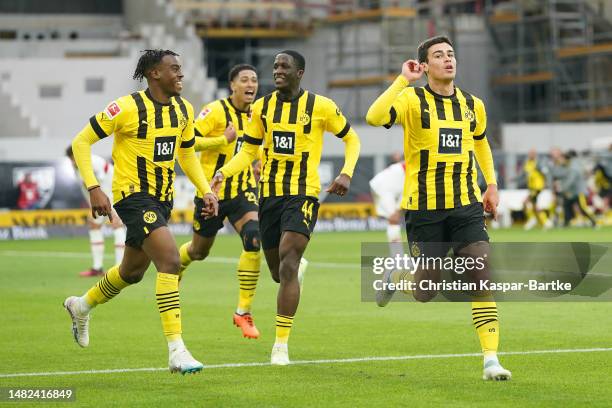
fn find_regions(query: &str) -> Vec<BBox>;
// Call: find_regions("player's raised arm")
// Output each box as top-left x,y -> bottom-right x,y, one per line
365,60 -> 423,127
72,100 -> 124,219
324,100 -> 361,196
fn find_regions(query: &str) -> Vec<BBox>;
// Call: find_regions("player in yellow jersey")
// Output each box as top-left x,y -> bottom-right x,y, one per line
366,36 -> 511,381
212,50 -> 361,365
522,149 -> 552,230
177,64 -> 264,339
63,49 -> 218,375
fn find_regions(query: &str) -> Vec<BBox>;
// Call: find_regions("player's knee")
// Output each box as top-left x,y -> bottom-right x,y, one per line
270,267 -> 280,283
240,220 -> 260,252
412,289 -> 436,303
159,252 -> 181,274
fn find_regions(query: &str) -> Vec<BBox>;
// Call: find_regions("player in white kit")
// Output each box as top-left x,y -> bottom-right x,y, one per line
370,161 -> 406,255
66,147 -> 126,277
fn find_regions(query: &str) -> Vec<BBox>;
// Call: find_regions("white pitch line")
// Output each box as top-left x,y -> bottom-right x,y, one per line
0,250 -> 358,269
1,347 -> 610,378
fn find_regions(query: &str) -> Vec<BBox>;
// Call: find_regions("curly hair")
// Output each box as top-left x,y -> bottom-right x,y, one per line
133,49 -> 179,82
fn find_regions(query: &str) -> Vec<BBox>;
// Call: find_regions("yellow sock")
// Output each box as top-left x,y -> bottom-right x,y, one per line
156,272 -> 182,342
472,301 -> 499,357
84,265 -> 129,306
537,210 -> 549,225
236,250 -> 261,314
275,314 -> 294,344
178,242 -> 193,281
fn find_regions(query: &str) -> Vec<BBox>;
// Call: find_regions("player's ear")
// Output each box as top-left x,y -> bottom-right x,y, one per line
297,69 -> 304,79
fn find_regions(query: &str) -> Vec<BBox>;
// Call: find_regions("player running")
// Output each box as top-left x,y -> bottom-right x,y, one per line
366,36 -> 511,381
177,64 -> 268,339
63,49 -> 218,375
66,147 -> 126,277
212,50 -> 361,365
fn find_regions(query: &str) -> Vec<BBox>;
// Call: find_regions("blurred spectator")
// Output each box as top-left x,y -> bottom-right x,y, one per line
16,173 -> 41,210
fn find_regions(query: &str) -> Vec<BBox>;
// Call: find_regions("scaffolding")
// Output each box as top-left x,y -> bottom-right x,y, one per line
486,0 -> 612,122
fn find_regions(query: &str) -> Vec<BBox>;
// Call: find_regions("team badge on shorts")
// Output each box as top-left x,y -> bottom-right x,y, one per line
299,112 -> 311,126
193,220 -> 201,231
410,242 -> 421,257
143,211 -> 157,224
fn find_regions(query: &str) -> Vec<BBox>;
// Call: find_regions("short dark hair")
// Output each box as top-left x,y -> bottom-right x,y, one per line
133,49 -> 179,82
228,64 -> 257,82
417,36 -> 453,63
278,50 -> 305,71
65,145 -> 73,158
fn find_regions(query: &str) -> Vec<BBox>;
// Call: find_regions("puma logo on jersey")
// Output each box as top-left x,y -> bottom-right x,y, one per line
141,120 -> 148,126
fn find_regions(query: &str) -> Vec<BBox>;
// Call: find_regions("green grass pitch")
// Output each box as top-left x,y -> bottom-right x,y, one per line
1,228 -> 611,407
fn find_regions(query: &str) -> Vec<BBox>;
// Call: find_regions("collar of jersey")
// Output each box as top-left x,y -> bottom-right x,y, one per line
226,96 -> 250,114
424,84 -> 456,99
144,88 -> 172,106
276,88 -> 305,102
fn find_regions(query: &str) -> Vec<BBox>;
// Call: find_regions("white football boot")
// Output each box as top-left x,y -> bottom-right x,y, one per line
63,296 -> 90,348
168,348 -> 204,375
483,360 -> 512,381
270,343 -> 290,366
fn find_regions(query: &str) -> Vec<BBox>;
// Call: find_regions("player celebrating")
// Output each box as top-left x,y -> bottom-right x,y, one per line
63,49 -> 218,375
366,36 -> 511,381
177,64 -> 264,339
66,147 -> 126,277
212,50 -> 361,365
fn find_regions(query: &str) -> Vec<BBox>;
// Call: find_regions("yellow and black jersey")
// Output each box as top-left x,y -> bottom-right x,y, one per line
368,76 -> 496,211
194,98 -> 256,200
524,159 -> 546,191
77,89 -> 196,203
222,89 -> 358,198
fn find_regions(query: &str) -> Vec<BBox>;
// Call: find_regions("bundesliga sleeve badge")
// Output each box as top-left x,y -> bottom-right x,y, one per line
103,101 -> 122,120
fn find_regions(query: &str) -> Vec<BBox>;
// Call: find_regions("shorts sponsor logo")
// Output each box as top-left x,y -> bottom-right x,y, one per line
143,211 -> 157,224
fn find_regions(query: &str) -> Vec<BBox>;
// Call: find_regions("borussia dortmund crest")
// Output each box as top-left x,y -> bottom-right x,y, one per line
299,112 -> 311,126
143,211 -> 157,224
464,108 -> 475,122
193,220 -> 201,231
410,242 -> 421,257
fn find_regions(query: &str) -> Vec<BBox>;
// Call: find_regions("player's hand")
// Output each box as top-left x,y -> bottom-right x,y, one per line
211,171 -> 224,194
326,173 -> 351,197
224,122 -> 237,144
482,184 -> 499,220
401,59 -> 424,82
89,186 -> 113,221
201,193 -> 219,219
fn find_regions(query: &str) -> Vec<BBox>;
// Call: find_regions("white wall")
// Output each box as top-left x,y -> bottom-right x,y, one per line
0,57 -> 142,141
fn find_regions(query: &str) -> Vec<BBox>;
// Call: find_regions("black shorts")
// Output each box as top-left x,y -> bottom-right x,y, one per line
113,192 -> 172,248
405,202 -> 489,258
193,189 -> 258,237
259,195 -> 319,250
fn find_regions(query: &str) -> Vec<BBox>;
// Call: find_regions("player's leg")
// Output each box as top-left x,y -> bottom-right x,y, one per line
110,209 -> 126,265
64,245 -> 150,348
562,197 -> 575,227
271,196 -> 318,365
577,193 -> 597,227
230,207 -> 261,338
80,217 -> 105,277
523,192 -> 537,230
450,204 -> 511,381
178,196 -> 224,280
142,225 -> 203,374
374,192 -> 403,257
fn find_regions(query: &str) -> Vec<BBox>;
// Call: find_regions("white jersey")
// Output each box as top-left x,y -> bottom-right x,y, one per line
78,155 -> 113,200
370,162 -> 406,218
